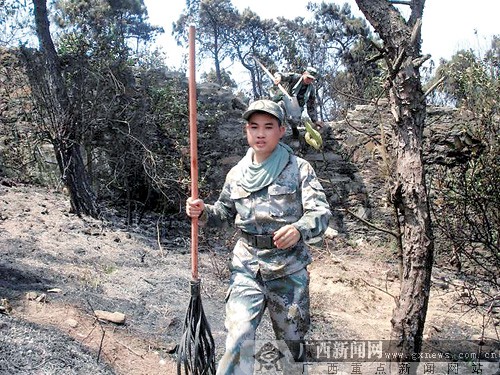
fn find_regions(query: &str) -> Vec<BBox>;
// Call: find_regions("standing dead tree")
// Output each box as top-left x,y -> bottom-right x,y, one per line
28,0 -> 99,217
354,0 -> 434,362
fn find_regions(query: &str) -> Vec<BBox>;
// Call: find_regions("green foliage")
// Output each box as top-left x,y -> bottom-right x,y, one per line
430,42 -> 499,289
173,0 -> 238,85
173,0 -> 378,119
432,139 -> 499,286
430,39 -> 499,114
230,10 -> 280,98
201,68 -> 237,88
53,0 -> 162,60
304,2 -> 379,120
0,0 -> 32,46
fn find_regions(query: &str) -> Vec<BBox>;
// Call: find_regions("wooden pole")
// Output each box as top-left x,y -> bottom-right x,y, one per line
188,24 -> 199,281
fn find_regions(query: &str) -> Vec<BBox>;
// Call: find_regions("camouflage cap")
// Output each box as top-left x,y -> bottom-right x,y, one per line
242,99 -> 284,124
305,66 -> 318,79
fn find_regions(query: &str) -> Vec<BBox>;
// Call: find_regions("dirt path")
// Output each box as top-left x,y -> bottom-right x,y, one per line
0,183 -> 497,374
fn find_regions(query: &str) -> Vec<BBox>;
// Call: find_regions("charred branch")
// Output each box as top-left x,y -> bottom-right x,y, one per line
388,0 -> 411,5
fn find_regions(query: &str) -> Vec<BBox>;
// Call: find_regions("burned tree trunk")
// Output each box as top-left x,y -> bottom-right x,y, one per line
355,0 -> 434,362
30,0 -> 98,217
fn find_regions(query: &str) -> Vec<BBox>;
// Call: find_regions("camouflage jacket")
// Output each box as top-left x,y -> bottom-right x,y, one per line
199,153 -> 331,280
277,72 -> 318,122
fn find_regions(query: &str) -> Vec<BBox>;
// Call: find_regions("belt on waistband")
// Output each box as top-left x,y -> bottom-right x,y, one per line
240,231 -> 276,249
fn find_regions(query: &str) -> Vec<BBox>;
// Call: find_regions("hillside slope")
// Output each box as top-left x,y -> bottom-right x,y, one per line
0,182 -> 497,374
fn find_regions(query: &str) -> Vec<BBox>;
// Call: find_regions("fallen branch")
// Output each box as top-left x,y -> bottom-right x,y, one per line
341,208 -> 400,239
422,76 -> 446,99
361,278 -> 399,307
87,299 -> 107,364
156,216 -> 165,257
113,338 -> 144,358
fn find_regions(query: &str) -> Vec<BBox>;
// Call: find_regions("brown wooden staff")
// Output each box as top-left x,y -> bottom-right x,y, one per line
176,24 -> 216,375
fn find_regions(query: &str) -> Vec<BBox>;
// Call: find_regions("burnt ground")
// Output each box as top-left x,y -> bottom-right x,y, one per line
0,183 -> 498,374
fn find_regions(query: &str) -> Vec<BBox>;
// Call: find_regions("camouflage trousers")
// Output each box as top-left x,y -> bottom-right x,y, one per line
216,268 -> 310,375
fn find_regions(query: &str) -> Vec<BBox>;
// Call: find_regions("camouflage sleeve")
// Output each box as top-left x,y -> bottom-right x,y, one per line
279,72 -> 301,84
198,168 -> 237,229
293,160 -> 331,240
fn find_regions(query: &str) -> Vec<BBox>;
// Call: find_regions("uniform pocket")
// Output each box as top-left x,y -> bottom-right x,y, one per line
268,184 -> 296,196
268,184 -> 297,218
231,185 -> 252,219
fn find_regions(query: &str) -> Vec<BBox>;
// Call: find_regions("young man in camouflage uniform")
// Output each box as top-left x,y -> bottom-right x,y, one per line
186,99 -> 331,374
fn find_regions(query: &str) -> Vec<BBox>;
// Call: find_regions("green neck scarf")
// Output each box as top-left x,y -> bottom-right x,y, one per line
238,142 -> 293,192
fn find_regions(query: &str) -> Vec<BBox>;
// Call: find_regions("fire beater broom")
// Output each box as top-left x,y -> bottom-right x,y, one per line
176,24 -> 216,375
